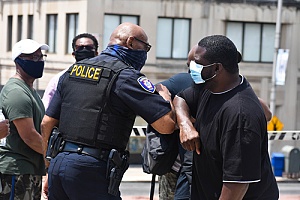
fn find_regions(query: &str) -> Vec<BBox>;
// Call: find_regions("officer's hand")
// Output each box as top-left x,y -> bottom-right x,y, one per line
41,174 -> 49,199
156,84 -> 171,102
190,116 -> 196,124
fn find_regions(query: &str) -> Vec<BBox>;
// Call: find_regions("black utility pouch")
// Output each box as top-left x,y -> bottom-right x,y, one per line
45,127 -> 64,161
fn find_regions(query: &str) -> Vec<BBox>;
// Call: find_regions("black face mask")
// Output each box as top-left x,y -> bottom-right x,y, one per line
101,45 -> 147,71
73,49 -> 96,62
15,57 -> 44,78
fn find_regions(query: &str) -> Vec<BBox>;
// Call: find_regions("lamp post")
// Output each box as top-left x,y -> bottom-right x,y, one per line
269,0 -> 283,155
270,0 -> 283,116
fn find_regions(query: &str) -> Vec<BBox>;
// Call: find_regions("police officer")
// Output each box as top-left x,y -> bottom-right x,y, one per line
41,33 -> 99,200
41,22 -> 176,200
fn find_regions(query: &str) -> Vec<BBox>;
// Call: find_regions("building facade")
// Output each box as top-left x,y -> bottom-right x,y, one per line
0,1 -> 299,143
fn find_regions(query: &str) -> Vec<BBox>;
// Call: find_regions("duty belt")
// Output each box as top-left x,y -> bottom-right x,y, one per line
61,141 -> 110,161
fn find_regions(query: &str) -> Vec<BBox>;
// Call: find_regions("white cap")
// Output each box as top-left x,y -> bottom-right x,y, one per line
12,39 -> 49,61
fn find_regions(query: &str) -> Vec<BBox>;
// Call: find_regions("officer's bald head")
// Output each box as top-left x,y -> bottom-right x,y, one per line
108,22 -> 149,51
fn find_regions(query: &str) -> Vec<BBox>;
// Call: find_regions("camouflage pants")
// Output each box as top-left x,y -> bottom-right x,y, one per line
158,172 -> 178,200
0,174 -> 42,200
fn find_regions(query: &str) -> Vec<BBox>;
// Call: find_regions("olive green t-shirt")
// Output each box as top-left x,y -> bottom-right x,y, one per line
0,78 -> 45,175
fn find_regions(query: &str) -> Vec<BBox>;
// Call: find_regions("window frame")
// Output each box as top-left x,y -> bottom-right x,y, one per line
17,15 -> 23,42
156,17 -> 191,60
226,21 -> 276,63
27,15 -> 34,39
66,13 -> 79,54
46,14 -> 58,53
103,14 -> 139,50
7,15 -> 13,51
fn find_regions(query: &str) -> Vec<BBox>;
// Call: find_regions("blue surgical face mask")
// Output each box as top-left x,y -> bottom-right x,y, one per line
189,60 -> 216,84
15,57 -> 45,78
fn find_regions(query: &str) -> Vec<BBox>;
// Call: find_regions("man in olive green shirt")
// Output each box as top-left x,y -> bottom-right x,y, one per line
0,39 -> 48,200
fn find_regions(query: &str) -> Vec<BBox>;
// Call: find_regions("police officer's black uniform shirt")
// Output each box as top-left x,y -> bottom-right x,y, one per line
46,53 -> 171,127
177,76 -> 279,200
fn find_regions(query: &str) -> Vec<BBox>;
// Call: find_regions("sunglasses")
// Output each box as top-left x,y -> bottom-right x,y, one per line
133,37 -> 152,52
19,54 -> 47,62
75,45 -> 95,51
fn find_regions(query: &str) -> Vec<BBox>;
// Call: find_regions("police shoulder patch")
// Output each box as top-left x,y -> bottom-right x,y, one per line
137,76 -> 156,93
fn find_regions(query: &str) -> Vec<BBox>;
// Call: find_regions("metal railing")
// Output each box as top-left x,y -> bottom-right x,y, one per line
131,126 -> 300,141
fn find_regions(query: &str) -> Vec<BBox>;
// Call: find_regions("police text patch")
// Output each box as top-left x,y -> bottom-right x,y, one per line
137,76 -> 155,93
69,64 -> 102,82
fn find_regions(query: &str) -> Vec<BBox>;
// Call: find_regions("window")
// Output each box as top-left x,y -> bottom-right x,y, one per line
156,18 -> 190,59
226,22 -> 275,62
103,14 -> 139,50
66,13 -> 79,54
17,15 -> 23,41
7,16 -> 13,51
46,14 -> 58,53
27,15 -> 34,39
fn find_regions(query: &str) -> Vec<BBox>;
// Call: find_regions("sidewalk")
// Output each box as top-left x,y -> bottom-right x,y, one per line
123,164 -> 300,183
275,176 -> 300,183
41,166 -> 299,200
123,165 -> 153,182
122,165 -> 300,200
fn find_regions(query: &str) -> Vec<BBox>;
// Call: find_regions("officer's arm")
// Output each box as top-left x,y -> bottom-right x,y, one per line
219,182 -> 249,200
151,110 -> 175,134
151,84 -> 176,134
41,115 -> 59,160
13,118 -> 44,154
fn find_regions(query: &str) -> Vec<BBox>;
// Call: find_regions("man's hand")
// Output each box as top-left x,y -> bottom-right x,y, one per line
179,121 -> 201,154
0,119 -> 10,139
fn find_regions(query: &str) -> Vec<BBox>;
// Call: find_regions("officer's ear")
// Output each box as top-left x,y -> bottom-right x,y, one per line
126,37 -> 134,50
72,51 -> 75,57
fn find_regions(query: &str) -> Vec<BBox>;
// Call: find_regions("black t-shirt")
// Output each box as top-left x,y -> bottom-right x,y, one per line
178,76 -> 279,200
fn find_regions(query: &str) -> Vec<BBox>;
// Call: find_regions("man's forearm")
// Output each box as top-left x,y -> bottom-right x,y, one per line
219,182 -> 249,200
23,131 -> 44,154
174,95 -> 201,153
173,95 -> 193,130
